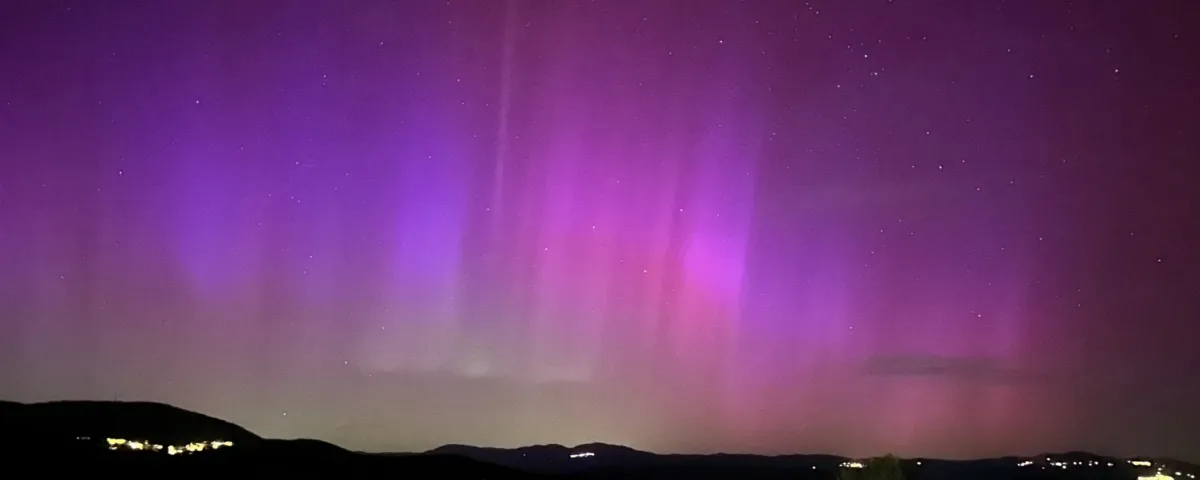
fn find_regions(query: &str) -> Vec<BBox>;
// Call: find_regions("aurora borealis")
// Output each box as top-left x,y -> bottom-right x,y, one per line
2,0 -> 1198,462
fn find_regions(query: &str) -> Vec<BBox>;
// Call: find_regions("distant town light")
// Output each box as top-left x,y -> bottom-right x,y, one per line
104,437 -> 233,454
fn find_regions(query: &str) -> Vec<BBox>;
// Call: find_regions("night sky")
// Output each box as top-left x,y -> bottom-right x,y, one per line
2,0 -> 1198,462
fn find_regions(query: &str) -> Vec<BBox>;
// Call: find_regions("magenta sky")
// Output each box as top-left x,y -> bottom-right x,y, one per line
1,0 -> 1198,462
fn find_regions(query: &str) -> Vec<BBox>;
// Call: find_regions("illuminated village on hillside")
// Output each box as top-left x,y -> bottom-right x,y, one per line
99,437 -> 233,455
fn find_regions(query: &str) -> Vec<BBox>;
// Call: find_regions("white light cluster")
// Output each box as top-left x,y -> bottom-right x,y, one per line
105,437 -> 233,455
1014,458 -> 1195,479
569,452 -> 594,459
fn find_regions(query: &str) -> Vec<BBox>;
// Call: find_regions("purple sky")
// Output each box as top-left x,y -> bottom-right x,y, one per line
1,0 -> 1198,461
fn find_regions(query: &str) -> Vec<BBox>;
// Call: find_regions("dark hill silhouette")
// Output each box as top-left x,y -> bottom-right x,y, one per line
2,399 -> 1196,479
428,442 -> 660,473
264,437 -> 348,455
0,399 -> 543,478
0,400 -> 261,446
423,443 -> 1200,479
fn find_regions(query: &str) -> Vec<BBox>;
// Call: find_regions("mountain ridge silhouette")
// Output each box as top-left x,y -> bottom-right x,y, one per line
1,399 -> 1194,479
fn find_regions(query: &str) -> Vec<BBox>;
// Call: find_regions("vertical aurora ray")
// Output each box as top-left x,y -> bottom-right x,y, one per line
169,153 -> 247,297
360,107 -> 470,374
527,128 -> 605,383
2,0 -> 1193,461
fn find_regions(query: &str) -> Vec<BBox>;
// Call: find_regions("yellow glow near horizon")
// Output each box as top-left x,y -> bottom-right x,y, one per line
103,437 -> 233,454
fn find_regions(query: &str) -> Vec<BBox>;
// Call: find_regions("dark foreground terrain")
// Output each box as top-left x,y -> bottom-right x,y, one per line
1,400 -> 1193,479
